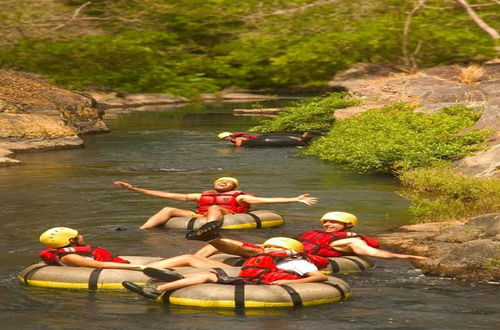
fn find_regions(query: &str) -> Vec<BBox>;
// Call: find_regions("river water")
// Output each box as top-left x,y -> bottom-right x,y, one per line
0,101 -> 498,329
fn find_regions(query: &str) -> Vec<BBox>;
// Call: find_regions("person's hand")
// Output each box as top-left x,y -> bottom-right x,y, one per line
297,194 -> 318,205
114,181 -> 133,189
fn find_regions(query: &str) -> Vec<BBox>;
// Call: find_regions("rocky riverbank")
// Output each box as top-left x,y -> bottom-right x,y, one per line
0,70 -> 107,165
0,70 -> 276,165
328,61 -> 500,178
376,213 -> 500,283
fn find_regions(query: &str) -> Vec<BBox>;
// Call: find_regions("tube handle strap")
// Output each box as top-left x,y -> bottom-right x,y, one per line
279,284 -> 302,306
322,281 -> 346,301
187,217 -> 198,230
328,258 -> 340,273
247,212 -> 262,229
234,283 -> 246,308
21,264 -> 49,285
343,256 -> 366,271
88,268 -> 103,290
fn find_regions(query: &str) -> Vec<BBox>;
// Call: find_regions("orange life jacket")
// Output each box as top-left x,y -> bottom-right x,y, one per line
39,245 -> 129,265
299,230 -> 380,257
197,190 -> 252,214
239,250 -> 307,284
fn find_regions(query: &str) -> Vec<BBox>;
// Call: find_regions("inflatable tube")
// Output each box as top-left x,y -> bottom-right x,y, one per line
242,134 -> 307,147
208,253 -> 375,274
18,256 -> 162,290
164,210 -> 284,230
155,267 -> 351,308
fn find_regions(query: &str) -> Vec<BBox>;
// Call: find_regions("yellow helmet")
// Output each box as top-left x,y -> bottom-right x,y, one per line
39,227 -> 78,248
213,177 -> 239,187
218,132 -> 233,139
320,212 -> 358,226
262,237 -> 304,252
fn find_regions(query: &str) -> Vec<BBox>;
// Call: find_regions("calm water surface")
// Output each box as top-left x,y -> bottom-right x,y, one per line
0,101 -> 498,329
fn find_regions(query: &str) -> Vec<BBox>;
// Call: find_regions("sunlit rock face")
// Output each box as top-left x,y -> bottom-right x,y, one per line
0,69 -> 108,166
329,62 -> 500,177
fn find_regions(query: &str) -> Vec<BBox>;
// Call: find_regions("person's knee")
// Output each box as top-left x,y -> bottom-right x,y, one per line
204,272 -> 218,283
206,205 -> 223,212
159,206 -> 176,213
177,254 -> 196,261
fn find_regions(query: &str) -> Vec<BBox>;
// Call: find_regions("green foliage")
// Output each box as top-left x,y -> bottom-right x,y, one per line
399,167 -> 500,222
0,31 -> 233,96
0,0 -> 498,94
252,93 -> 359,133
304,104 -> 489,173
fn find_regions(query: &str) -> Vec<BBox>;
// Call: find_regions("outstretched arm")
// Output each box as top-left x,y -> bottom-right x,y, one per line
60,254 -> 145,270
237,193 -> 317,205
336,238 -> 428,261
113,181 -> 200,201
271,271 -> 327,285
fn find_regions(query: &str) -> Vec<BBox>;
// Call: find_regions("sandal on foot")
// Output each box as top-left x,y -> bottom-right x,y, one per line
122,281 -> 161,300
143,268 -> 184,282
185,221 -> 222,241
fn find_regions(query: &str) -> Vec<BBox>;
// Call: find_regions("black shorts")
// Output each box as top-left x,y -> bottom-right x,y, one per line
210,271 -> 254,285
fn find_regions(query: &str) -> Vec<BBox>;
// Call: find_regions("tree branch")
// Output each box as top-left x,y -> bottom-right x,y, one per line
52,1 -> 92,31
247,0 -> 340,20
402,0 -> 425,69
454,0 -> 499,39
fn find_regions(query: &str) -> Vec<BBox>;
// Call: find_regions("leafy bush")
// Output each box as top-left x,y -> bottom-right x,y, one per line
399,167 -> 500,222
0,31 -> 232,96
252,93 -> 359,133
304,104 -> 490,173
0,0 -> 497,95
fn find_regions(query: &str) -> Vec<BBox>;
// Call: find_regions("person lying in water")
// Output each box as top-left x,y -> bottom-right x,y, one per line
217,131 -> 312,147
192,211 -> 428,262
38,227 -> 228,270
122,237 -> 327,300
113,176 -> 317,229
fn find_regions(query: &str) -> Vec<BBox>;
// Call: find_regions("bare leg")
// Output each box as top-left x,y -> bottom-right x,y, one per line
156,272 -> 218,291
210,238 -> 261,258
194,238 -> 246,257
140,207 -> 193,229
205,205 -> 230,222
194,244 -> 220,258
145,254 -> 228,268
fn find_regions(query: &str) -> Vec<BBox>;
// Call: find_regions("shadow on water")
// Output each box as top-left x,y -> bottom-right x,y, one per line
0,100 -> 498,329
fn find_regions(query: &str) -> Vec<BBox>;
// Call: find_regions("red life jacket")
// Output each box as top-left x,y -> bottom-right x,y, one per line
39,245 -> 130,265
299,230 -> 380,257
230,241 -> 330,270
197,190 -> 252,214
231,132 -> 258,140
239,250 -> 306,284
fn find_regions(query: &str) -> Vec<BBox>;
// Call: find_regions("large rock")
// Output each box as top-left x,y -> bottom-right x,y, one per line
329,62 -> 500,177
88,92 -> 188,110
0,70 -> 108,165
377,213 -> 500,282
